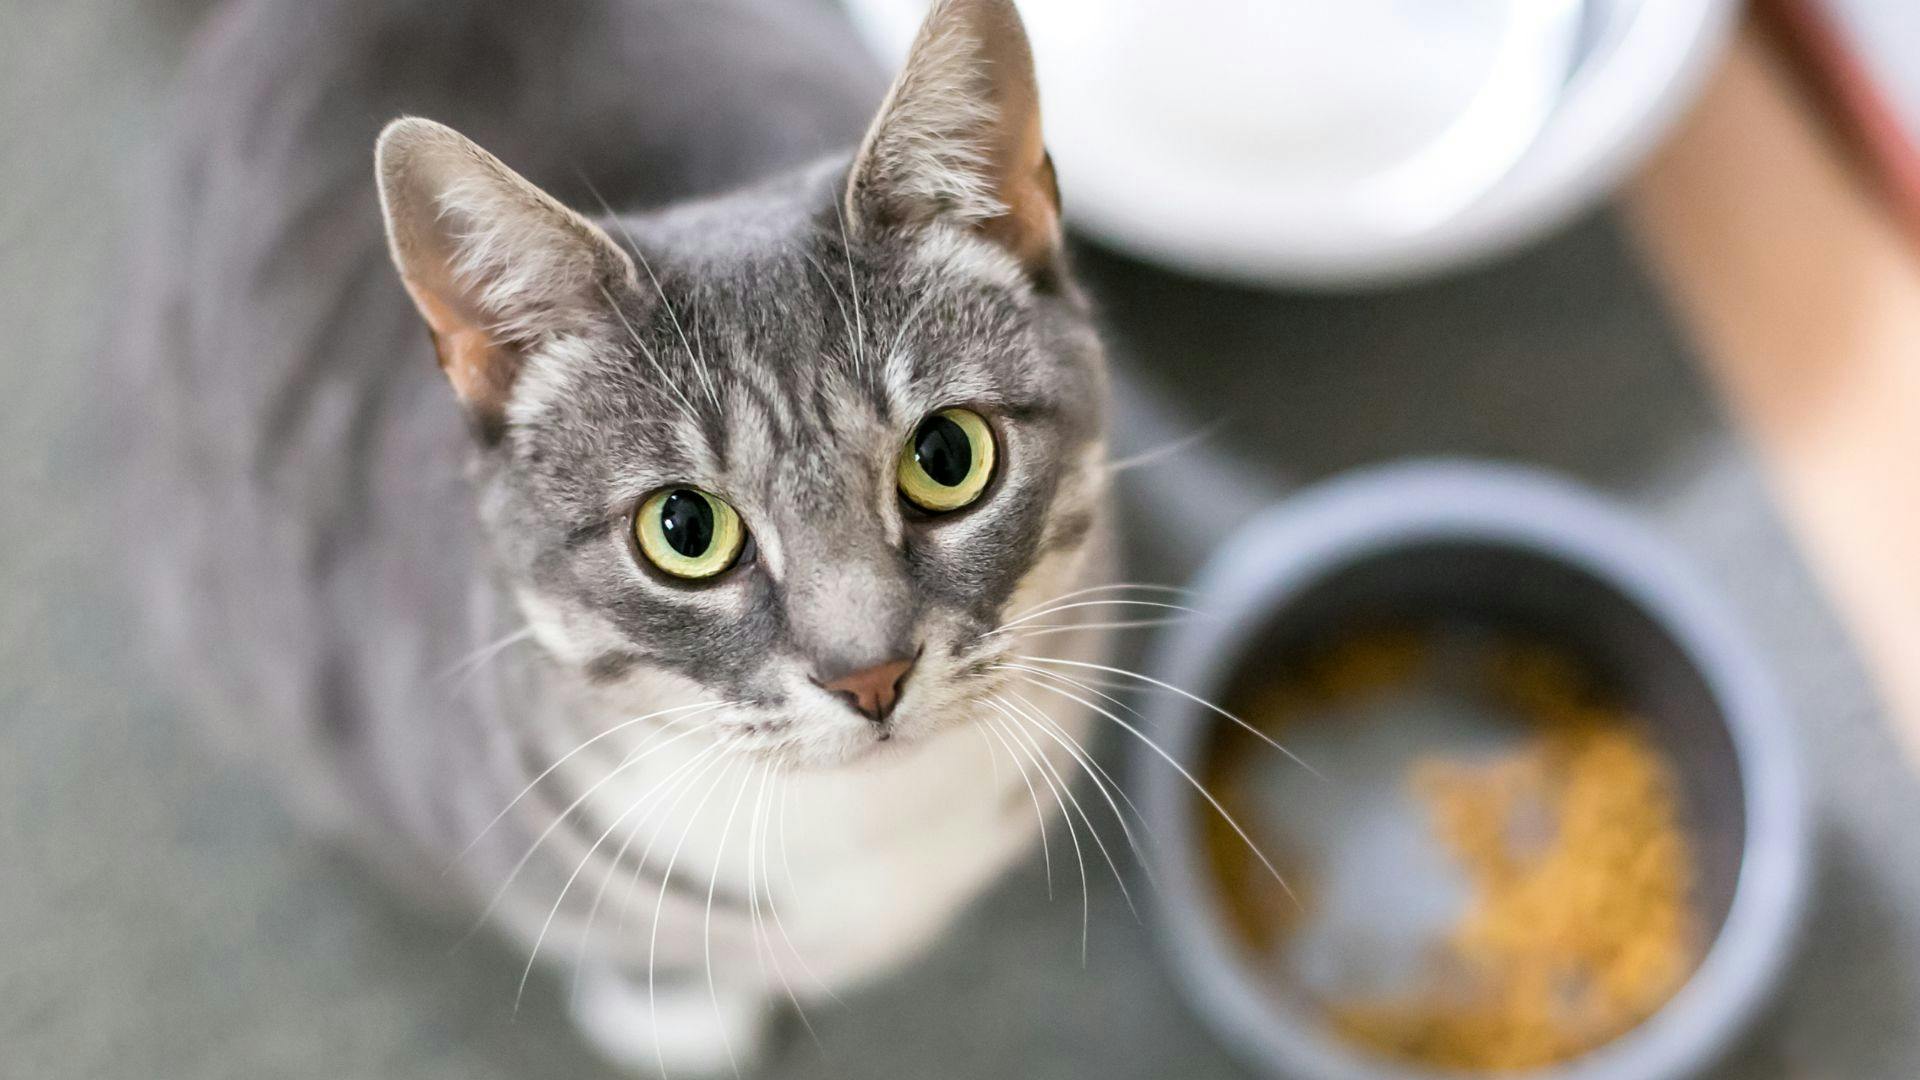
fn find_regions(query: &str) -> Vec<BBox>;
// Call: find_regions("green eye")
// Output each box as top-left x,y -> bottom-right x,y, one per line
634,488 -> 746,580
899,408 -> 996,512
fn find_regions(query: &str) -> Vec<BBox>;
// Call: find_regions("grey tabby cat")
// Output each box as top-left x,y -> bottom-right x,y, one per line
126,0 -> 1113,1071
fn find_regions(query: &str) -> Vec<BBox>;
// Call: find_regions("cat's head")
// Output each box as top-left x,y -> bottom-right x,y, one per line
375,0 -> 1106,767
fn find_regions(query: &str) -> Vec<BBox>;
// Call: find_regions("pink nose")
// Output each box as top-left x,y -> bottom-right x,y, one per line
818,656 -> 916,723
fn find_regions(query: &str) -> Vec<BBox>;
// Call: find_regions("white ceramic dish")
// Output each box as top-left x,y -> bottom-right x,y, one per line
842,0 -> 1738,287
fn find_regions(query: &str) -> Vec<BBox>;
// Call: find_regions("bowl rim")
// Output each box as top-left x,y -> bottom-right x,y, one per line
1055,0 -> 1740,287
841,0 -> 1740,286
1135,460 -> 1810,1080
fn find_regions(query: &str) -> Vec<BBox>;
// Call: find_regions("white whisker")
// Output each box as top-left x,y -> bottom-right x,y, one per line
518,739 -> 725,1012
569,739 -> 726,1004
465,711 -> 724,934
797,245 -> 863,387
968,718 -> 1005,789
614,735 -> 736,936
986,710 -> 1088,961
597,281 -> 706,431
1003,616 -> 1192,640
882,285 -> 941,377
649,755 -> 744,1077
1004,582 -> 1194,623
769,771 -> 843,1004
436,625 -> 534,685
458,699 -> 729,864
747,763 -> 822,1048
703,761 -> 759,1080
830,196 -> 867,379
579,175 -> 722,408
1002,689 -> 1158,897
1102,421 -> 1224,476
979,714 -> 1053,901
1015,655 -> 1322,780
1007,669 -> 1297,904
990,695 -> 1133,930
988,599 -> 1202,636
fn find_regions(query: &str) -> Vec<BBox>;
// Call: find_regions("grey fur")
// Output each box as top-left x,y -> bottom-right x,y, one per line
121,0 -> 1111,1052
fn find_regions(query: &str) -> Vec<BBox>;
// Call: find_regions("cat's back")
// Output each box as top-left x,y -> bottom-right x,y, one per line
121,0 -> 883,830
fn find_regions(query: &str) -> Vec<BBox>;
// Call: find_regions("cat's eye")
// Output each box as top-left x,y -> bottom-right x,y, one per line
633,488 -> 747,580
898,408 -> 996,513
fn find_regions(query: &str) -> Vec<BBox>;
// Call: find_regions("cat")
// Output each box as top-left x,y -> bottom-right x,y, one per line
123,0 -> 1116,1072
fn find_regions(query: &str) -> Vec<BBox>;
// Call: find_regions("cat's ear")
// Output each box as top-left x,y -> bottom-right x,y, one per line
846,0 -> 1061,276
375,117 -> 635,438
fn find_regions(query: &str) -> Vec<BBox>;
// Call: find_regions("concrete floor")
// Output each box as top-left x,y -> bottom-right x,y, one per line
5,1 -> 1919,1078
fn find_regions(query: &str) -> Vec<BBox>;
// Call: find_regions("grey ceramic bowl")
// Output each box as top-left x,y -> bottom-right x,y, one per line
1136,461 -> 1809,1080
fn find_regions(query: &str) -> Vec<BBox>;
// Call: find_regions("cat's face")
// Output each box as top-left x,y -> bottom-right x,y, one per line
377,0 -> 1107,767
497,197 -> 1104,766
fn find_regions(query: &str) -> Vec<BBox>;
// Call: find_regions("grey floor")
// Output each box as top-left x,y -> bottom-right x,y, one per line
6,1 -> 1920,1078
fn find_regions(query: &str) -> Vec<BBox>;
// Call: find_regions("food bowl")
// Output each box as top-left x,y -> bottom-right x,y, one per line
1136,462 -> 1809,1080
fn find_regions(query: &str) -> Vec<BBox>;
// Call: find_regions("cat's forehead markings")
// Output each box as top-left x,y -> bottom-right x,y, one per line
506,334 -> 596,430
728,388 -> 776,467
736,352 -> 795,440
911,226 -> 1029,294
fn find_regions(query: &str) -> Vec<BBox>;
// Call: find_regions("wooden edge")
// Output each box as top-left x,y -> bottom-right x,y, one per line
1623,24 -> 1920,771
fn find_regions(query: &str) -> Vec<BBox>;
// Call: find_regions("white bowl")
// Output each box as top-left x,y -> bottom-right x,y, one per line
843,0 -> 1738,287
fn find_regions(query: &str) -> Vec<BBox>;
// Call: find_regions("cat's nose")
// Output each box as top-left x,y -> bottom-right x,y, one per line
815,654 -> 917,724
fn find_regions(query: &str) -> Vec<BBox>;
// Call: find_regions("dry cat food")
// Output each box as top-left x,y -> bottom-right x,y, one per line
1207,629 -> 1703,1072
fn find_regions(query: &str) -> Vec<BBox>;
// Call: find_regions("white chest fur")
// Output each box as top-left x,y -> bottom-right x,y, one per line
570,684 -> 1094,996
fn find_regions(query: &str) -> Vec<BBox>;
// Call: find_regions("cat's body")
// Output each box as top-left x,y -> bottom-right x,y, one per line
125,0 -> 1111,1071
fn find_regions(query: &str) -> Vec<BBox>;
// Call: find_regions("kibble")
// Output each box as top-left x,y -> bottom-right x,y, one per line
1208,631 -> 1702,1072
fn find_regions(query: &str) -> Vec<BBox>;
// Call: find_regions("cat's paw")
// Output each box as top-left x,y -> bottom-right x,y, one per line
571,969 -> 772,1078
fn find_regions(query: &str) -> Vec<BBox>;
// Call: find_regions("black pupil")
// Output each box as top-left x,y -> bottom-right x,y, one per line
659,490 -> 716,558
913,416 -> 973,488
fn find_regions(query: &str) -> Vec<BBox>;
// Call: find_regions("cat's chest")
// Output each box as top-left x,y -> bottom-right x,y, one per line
580,709 -> 1076,980
758,718 -> 1079,979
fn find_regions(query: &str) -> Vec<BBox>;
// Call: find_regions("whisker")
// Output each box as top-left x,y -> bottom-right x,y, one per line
769,771 -> 844,1004
1007,669 -> 1297,904
703,760 -> 759,1080
597,281 -> 707,432
457,699 -> 729,865
988,599 -> 1203,636
1038,670 -> 1140,695
1006,690 -> 1150,829
649,755 -> 745,1076
436,625 -> 534,685
749,763 -> 823,1049
519,739 -> 727,1012
465,713 -> 724,935
1004,582 -> 1195,623
978,714 -> 1054,901
1102,421 -> 1224,476
1002,616 -> 1193,640
797,244 -> 864,389
743,761 -> 771,984
986,710 -> 1089,962
578,174 -> 722,408
968,717 -> 1005,789
641,256 -> 720,411
614,734 -> 737,936
829,196 -> 867,380
1015,655 -> 1322,780
1002,689 -> 1159,897
989,696 -> 1135,932
569,739 -> 727,1004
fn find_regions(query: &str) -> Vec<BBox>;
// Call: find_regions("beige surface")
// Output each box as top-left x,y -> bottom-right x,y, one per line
1628,27 -> 1920,770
